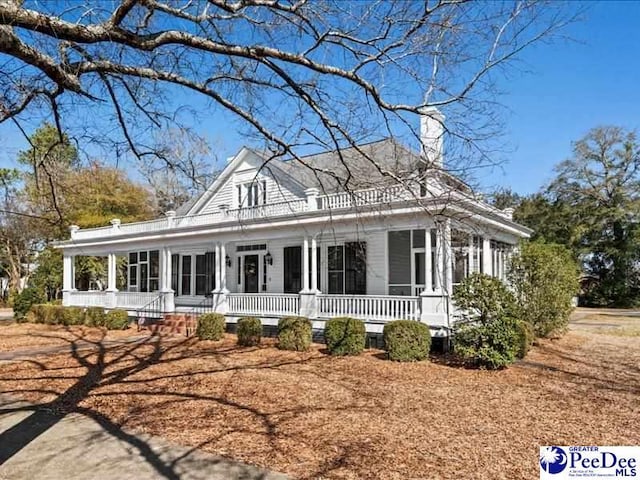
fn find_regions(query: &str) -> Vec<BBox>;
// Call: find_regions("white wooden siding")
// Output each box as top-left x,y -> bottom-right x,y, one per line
198,149 -> 304,215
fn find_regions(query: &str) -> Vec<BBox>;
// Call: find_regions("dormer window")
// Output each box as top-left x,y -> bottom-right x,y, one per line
237,180 -> 267,207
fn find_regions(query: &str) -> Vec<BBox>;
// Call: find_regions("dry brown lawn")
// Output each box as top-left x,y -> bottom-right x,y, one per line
0,311 -> 639,479
0,322 -> 142,353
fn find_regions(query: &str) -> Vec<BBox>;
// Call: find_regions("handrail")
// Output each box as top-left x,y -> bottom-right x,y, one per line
135,292 -> 166,323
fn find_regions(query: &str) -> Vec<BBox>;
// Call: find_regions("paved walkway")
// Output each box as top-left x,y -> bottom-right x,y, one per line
0,396 -> 286,480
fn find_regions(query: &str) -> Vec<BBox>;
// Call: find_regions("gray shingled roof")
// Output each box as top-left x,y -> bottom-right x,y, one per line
274,138 -> 422,193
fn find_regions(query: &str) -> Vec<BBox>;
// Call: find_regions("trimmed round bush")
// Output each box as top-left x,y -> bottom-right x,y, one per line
196,313 -> 226,340
237,317 -> 262,346
453,315 -> 522,369
106,309 -> 130,330
277,316 -> 312,351
85,306 -> 107,327
383,320 -> 431,362
324,317 -> 366,356
62,307 -> 86,326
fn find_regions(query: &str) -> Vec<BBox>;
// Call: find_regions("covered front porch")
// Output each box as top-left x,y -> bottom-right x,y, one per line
61,219 -> 514,331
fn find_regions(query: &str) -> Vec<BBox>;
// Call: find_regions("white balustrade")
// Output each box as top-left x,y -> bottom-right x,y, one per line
67,291 -> 107,307
67,184 -> 425,241
114,291 -> 159,309
228,199 -> 307,221
318,294 -> 421,321
227,293 -> 300,316
318,184 -> 419,210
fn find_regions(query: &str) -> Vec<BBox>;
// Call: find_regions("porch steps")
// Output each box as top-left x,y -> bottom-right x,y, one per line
149,313 -> 197,337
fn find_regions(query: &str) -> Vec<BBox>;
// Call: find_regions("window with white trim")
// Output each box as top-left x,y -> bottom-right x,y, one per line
236,180 -> 267,207
128,250 -> 160,292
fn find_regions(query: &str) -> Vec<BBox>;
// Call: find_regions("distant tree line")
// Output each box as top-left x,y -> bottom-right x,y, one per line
0,123 -> 215,304
491,126 -> 640,307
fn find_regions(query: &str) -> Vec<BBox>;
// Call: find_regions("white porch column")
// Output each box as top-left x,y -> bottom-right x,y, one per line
424,228 -> 432,293
107,253 -> 118,291
62,253 -> 75,306
212,242 -> 228,314
105,253 -> 118,309
302,236 -> 310,292
311,236 -> 318,292
444,219 -> 453,296
482,237 -> 492,276
433,224 -> 442,292
161,246 -> 175,312
63,253 -> 74,291
420,225 -> 447,326
468,233 -> 475,276
299,235 -> 318,318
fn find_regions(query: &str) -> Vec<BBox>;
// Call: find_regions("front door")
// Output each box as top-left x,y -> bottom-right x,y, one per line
244,254 -> 259,293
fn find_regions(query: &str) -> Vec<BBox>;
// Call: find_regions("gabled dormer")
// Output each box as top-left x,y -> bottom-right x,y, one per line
182,147 -> 307,216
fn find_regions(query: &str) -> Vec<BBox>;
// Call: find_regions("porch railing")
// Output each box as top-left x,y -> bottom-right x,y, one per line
227,293 -> 300,316
114,291 -> 160,309
317,294 -> 421,321
68,184 -> 436,241
67,291 -> 106,307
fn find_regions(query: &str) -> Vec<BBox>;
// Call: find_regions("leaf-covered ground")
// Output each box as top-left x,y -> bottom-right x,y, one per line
0,322 -> 142,353
0,310 -> 638,479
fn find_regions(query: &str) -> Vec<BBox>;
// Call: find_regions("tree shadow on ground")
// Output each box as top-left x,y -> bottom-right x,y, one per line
0,328 -> 294,479
0,327 -> 383,479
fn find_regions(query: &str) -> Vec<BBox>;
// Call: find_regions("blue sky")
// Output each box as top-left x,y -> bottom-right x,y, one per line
487,1 -> 640,194
1,1 -> 638,195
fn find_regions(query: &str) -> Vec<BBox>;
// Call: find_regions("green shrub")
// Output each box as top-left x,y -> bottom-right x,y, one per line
27,304 -> 46,323
106,309 -> 130,330
515,320 -> 535,359
14,287 -> 45,320
237,317 -> 262,346
383,320 -> 431,361
38,304 -> 65,325
62,307 -> 85,326
277,316 -> 312,351
85,306 -> 107,327
508,242 -> 579,337
453,273 -> 517,323
324,317 -> 366,356
196,313 -> 225,340
453,316 -> 522,369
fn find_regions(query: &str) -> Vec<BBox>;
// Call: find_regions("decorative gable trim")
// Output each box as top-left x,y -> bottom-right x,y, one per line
185,147 -> 254,215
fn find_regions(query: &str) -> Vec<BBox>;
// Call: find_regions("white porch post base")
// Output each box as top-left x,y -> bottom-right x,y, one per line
420,292 -> 449,327
212,291 -> 229,314
298,291 -> 318,319
62,291 -> 71,307
105,291 -> 117,309
162,290 -> 175,313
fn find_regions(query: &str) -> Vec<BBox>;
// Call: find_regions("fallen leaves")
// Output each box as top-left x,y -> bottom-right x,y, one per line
0,320 -> 638,479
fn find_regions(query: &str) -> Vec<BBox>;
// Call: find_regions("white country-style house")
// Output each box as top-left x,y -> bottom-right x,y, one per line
57,110 -> 531,336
